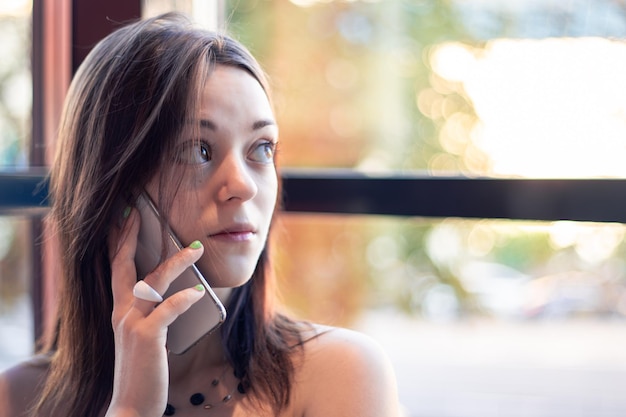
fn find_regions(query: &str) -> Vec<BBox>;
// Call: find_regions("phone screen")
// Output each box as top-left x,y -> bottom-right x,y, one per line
134,192 -> 226,354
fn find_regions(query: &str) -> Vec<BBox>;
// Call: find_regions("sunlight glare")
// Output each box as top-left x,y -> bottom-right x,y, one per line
0,0 -> 31,16
430,38 -> 626,178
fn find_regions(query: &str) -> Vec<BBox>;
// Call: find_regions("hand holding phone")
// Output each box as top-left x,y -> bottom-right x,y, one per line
134,192 -> 226,354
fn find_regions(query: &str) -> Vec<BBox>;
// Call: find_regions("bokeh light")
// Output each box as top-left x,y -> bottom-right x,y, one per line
428,37 -> 626,178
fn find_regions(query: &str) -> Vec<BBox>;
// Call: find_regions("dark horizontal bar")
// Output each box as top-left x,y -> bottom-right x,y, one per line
0,169 -> 50,216
280,169 -> 626,223
2,169 -> 626,223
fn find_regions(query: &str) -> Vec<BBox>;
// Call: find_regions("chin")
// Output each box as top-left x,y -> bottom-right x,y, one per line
197,261 -> 257,289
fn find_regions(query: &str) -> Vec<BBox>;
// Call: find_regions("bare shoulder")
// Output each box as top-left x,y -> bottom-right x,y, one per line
292,325 -> 401,417
0,355 -> 50,417
301,324 -> 392,369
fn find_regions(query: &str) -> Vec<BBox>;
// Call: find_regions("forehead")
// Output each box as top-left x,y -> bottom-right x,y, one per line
198,65 -> 274,121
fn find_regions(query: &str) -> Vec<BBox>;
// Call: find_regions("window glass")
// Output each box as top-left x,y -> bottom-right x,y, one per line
227,0 -> 626,178
0,1 -> 33,371
227,2 -> 626,415
0,216 -> 34,371
0,0 -> 31,170
142,0 -> 221,29
275,214 -> 626,416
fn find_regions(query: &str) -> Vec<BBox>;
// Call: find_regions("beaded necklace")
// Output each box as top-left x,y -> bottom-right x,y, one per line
163,366 -> 247,415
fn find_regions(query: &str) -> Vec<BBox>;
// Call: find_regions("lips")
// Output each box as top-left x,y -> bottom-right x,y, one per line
208,224 -> 256,241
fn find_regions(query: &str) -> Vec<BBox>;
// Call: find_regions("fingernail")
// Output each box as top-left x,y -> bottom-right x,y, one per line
189,240 -> 202,249
122,206 -> 131,219
194,284 -> 205,292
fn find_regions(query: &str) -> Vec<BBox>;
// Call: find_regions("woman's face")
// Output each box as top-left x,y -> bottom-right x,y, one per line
147,65 -> 278,288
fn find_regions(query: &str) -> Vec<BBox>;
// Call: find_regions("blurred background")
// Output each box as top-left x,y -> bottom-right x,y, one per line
2,1 -> 626,416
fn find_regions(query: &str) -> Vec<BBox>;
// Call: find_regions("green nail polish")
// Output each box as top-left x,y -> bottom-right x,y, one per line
122,206 -> 131,219
194,284 -> 205,292
189,240 -> 202,249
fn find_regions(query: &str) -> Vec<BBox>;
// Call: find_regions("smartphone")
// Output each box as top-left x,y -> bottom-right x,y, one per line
134,192 -> 226,355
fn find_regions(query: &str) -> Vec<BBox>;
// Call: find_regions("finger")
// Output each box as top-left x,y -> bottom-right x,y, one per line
140,241 -> 204,298
145,284 -> 206,328
130,242 -> 204,317
108,206 -> 133,262
110,207 -> 140,309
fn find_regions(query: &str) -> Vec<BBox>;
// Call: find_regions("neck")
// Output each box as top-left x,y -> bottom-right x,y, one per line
169,334 -> 224,379
165,330 -> 243,415
168,287 -> 232,382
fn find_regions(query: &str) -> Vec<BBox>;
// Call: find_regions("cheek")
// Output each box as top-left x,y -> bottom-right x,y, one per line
164,192 -> 205,243
262,174 -> 279,217
144,178 -> 159,202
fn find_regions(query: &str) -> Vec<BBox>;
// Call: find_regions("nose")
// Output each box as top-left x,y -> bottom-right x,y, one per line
215,153 -> 258,203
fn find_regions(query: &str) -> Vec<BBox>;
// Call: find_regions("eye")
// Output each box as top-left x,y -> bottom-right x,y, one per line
196,144 -> 210,163
249,141 -> 277,163
176,141 -> 212,165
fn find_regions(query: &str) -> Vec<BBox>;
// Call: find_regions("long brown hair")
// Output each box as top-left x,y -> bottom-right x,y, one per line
39,13 -> 302,417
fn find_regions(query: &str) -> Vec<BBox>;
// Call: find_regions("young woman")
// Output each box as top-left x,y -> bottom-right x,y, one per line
0,13 -> 400,417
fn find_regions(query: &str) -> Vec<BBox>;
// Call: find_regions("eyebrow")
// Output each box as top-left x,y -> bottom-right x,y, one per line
199,119 -> 276,131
